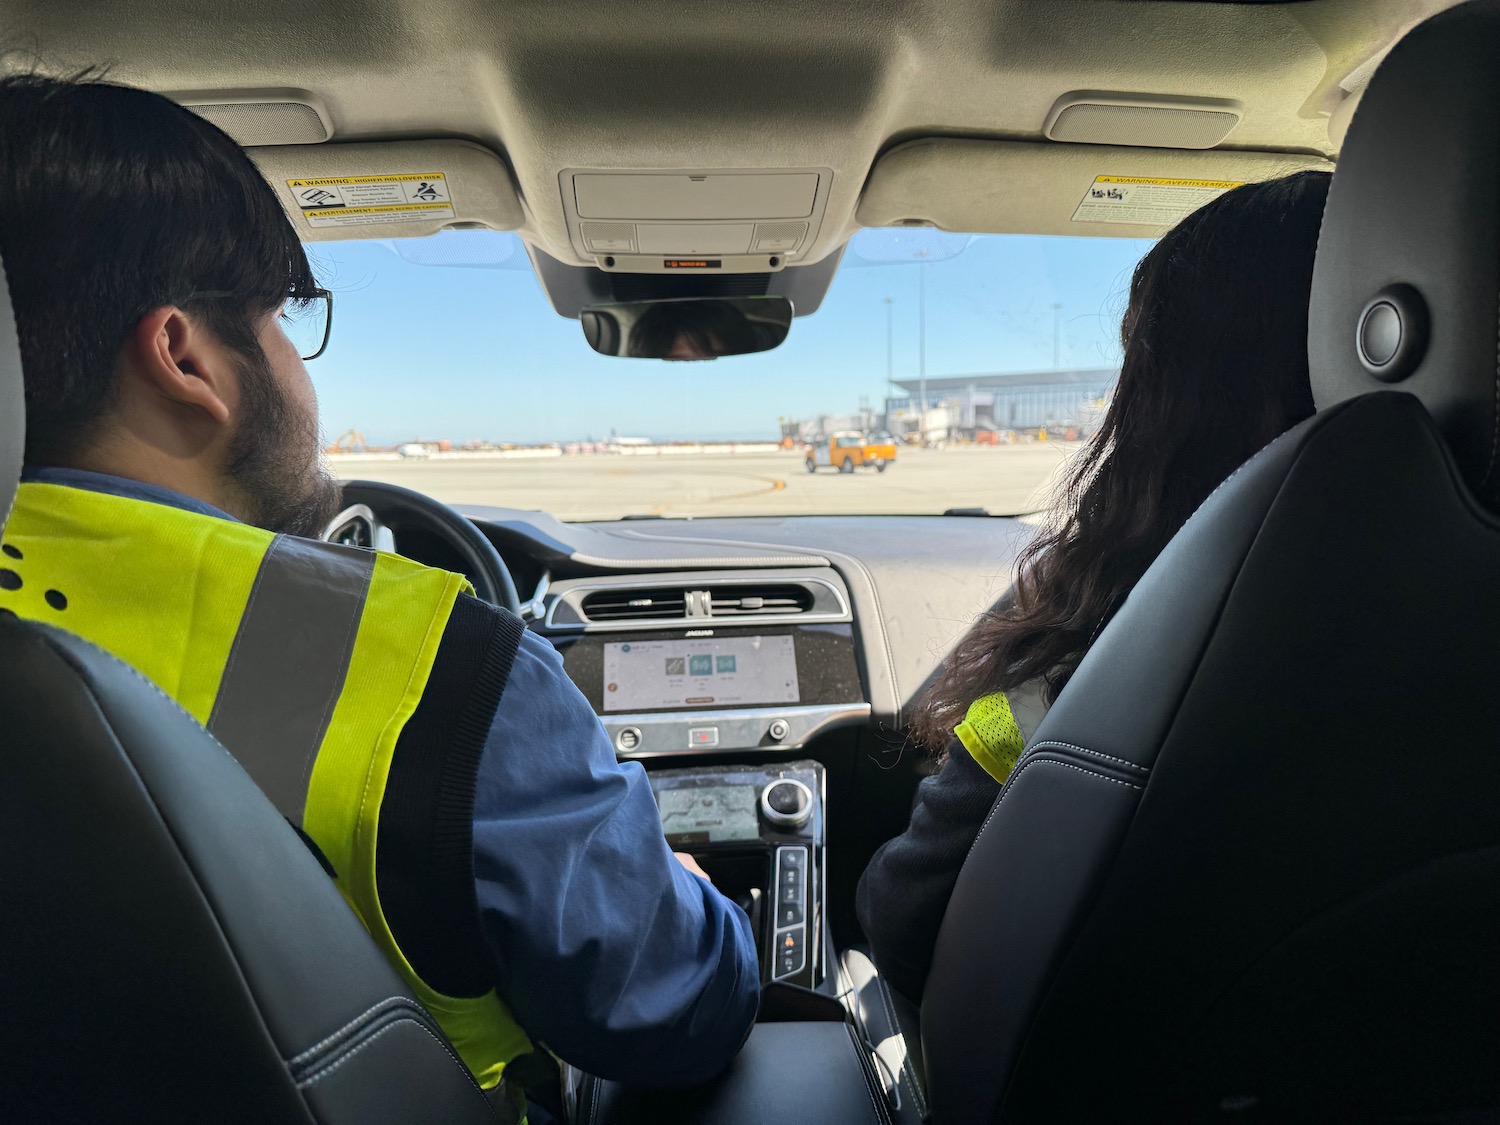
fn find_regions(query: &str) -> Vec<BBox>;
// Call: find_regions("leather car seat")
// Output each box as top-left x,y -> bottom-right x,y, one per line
0,267 -> 498,1119
919,3 -> 1500,1120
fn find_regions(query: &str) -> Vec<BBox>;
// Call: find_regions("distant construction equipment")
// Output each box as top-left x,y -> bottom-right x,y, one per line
326,429 -> 368,454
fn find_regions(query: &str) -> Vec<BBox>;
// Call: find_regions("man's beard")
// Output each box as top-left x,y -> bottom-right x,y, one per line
224,349 -> 344,538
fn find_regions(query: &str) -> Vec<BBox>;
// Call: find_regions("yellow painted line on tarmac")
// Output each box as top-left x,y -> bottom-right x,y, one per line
652,474 -> 786,515
642,474 -> 786,519
710,475 -> 785,505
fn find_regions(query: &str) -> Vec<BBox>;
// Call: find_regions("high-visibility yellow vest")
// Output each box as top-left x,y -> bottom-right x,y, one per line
0,481 -> 532,1091
955,691 -> 1025,783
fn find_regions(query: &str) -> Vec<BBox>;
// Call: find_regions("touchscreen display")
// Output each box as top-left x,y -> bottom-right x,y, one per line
602,635 -> 800,712
656,785 -> 760,843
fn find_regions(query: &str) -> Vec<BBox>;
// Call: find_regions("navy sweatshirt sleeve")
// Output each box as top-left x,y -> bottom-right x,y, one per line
855,742 -> 1001,1003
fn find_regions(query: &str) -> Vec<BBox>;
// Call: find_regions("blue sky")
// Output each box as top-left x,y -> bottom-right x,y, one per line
305,229 -> 1153,446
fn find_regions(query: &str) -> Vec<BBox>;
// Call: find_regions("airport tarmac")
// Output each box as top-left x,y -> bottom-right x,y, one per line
330,443 -> 1082,522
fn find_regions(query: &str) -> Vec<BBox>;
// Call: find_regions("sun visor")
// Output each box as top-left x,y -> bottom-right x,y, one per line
249,140 -> 525,242
858,139 -> 1332,238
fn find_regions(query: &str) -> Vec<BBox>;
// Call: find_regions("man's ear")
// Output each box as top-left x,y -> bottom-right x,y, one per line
122,306 -> 236,426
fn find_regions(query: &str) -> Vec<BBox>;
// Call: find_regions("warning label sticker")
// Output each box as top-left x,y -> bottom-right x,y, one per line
1070,176 -> 1242,227
287,173 -> 454,228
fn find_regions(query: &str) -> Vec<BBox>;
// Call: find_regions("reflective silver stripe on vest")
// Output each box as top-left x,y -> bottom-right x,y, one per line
207,535 -> 376,824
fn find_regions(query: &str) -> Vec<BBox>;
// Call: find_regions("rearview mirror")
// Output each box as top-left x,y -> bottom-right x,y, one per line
580,296 -> 793,360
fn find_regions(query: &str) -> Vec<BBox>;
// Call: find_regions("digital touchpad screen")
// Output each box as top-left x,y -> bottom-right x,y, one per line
602,635 -> 800,712
656,785 -> 760,843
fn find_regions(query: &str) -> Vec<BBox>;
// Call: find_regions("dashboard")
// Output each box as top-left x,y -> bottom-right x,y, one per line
394,501 -> 1046,982
460,505 -> 1047,746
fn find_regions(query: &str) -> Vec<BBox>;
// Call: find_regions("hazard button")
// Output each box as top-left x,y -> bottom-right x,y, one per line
774,926 -> 805,979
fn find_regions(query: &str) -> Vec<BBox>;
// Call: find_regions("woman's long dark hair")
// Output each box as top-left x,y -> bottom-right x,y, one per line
913,170 -> 1332,752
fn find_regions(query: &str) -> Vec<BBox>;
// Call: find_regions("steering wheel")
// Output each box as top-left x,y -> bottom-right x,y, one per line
322,480 -> 522,615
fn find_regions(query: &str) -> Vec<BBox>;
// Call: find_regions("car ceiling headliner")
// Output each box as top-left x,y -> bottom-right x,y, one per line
1,0 -> 1458,260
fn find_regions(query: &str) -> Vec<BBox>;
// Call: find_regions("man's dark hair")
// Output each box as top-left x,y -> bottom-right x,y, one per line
0,72 -> 316,463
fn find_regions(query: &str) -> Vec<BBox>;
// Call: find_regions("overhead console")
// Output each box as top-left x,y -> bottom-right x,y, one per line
558,167 -> 835,273
536,568 -> 869,757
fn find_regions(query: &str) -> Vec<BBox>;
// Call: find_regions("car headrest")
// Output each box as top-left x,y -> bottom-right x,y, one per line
1310,0 -> 1500,511
0,254 -> 22,531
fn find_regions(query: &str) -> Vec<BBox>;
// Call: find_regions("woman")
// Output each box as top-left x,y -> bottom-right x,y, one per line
856,169 -> 1333,1003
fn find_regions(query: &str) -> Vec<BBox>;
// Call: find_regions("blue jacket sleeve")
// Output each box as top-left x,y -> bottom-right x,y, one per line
472,629 -> 760,1086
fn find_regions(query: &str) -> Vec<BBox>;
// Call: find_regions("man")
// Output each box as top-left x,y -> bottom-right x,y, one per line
0,73 -> 758,1107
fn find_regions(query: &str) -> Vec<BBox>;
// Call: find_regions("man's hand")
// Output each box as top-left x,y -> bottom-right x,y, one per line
673,851 -> 712,883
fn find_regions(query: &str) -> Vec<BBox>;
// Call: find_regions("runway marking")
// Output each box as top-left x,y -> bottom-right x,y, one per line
646,474 -> 787,515
704,475 -> 785,506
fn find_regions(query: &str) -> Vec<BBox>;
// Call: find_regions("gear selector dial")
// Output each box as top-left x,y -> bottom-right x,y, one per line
760,777 -> 813,830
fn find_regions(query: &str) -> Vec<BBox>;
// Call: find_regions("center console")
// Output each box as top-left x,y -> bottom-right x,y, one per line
648,760 -> 825,988
536,570 -> 865,990
540,569 -> 870,755
535,571 -> 889,1123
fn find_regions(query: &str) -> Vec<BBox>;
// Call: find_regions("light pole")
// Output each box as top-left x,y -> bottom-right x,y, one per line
918,262 -> 928,443
1051,302 -> 1063,369
884,297 -> 894,385
883,297 -> 895,438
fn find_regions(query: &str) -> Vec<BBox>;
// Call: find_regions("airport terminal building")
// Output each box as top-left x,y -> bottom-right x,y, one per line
886,367 -> 1117,438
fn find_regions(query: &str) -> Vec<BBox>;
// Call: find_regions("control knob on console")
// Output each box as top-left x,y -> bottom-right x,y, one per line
760,778 -> 813,830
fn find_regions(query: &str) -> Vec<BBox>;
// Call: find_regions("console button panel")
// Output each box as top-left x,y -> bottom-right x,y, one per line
646,760 -> 823,988
772,846 -> 808,979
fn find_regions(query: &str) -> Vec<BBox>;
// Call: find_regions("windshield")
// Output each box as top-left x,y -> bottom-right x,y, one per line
311,229 -> 1152,521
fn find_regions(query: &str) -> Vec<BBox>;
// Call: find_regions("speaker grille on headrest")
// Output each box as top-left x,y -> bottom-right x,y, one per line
1048,103 -> 1239,150
187,102 -> 329,146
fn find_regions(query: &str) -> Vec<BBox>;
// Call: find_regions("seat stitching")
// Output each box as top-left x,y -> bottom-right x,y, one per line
286,996 -> 411,1067
40,626 -> 238,762
970,758 -> 1144,860
1165,420 -> 1308,542
872,969 -> 927,1118
296,1015 -> 485,1104
24,628 -> 492,1107
837,955 -> 894,1106
836,955 -> 866,1042
1027,741 -> 1150,772
846,1022 -> 894,1125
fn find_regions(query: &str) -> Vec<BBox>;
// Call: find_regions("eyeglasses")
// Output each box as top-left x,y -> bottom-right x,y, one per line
280,288 -> 334,361
179,287 -> 334,362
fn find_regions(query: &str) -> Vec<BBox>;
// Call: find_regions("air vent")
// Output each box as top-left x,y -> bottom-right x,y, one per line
580,588 -> 687,621
709,584 -> 815,617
